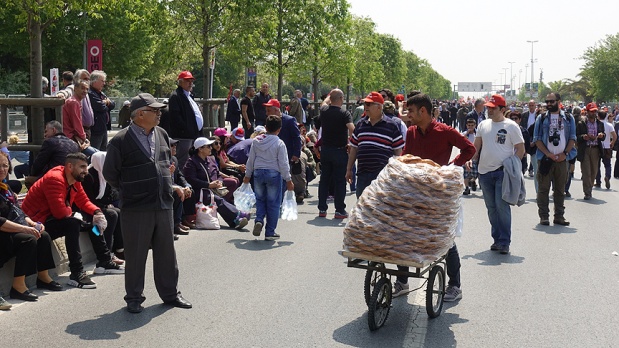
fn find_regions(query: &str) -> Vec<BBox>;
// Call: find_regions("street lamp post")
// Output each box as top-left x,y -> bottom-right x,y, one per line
527,40 -> 538,97
502,68 -> 509,94
519,69 -> 522,92
508,61 -> 515,96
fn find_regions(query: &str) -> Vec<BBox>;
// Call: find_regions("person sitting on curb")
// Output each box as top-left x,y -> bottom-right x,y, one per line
22,152 -> 123,290
170,138 -> 192,238
0,152 -> 61,307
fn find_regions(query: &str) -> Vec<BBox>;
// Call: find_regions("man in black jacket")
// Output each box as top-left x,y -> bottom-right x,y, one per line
576,102 -> 606,200
167,71 -> 204,168
30,121 -> 79,181
226,89 -> 242,130
253,83 -> 271,127
104,93 -> 192,313
88,70 -> 115,150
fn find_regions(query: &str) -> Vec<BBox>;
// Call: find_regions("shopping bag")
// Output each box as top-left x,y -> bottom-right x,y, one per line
195,189 -> 220,230
281,190 -> 298,221
233,183 -> 256,213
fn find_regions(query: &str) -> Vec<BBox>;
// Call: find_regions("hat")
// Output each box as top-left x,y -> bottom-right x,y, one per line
232,127 -> 245,140
123,100 -> 130,107
169,138 -> 179,145
254,125 -> 266,133
484,94 -> 506,108
130,93 -> 166,112
363,92 -> 384,105
177,71 -> 195,80
395,94 -> 405,102
193,137 -> 214,148
214,127 -> 231,137
263,99 -> 281,108
586,102 -> 598,112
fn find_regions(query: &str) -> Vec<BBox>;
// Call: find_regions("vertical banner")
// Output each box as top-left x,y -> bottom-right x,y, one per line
87,39 -> 103,72
209,48 -> 216,70
50,68 -> 59,96
247,67 -> 257,88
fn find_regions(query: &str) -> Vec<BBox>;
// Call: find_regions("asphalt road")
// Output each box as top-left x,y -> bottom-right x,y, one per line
2,158 -> 619,347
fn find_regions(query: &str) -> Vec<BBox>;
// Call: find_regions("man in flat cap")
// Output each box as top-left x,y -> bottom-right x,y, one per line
104,93 -> 192,313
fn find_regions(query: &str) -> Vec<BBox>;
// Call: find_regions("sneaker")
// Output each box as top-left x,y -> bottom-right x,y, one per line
68,271 -> 96,289
93,260 -> 125,274
539,218 -> 550,226
252,221 -> 263,236
605,177 -> 611,189
463,187 -> 470,195
334,211 -> 348,219
234,217 -> 248,230
265,233 -> 280,241
392,281 -> 410,297
0,296 -> 12,310
443,286 -> 462,302
318,210 -> 327,217
111,255 -> 125,266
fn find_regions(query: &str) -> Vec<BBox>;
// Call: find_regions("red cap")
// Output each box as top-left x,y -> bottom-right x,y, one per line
395,94 -> 405,102
263,99 -> 281,108
232,127 -> 245,140
177,71 -> 195,80
362,92 -> 384,105
586,102 -> 598,112
484,94 -> 506,108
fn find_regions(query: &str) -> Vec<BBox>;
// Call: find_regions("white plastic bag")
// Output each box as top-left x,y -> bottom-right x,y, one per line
233,183 -> 256,213
195,189 -> 220,230
281,190 -> 298,221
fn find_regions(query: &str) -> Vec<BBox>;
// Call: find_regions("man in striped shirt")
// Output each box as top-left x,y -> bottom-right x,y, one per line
346,92 -> 404,199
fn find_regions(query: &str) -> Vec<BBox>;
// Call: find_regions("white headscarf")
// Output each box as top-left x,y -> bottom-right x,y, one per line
88,151 -> 107,200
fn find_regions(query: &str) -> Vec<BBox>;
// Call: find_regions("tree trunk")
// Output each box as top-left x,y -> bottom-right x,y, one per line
278,50 -> 283,101
29,16 -> 44,145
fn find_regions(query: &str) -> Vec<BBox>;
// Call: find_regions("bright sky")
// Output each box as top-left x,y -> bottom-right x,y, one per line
348,0 -> 619,94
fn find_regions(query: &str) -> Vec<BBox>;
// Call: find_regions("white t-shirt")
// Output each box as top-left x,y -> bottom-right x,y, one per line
602,121 -> 614,149
526,111 -> 537,128
546,113 -> 567,155
476,118 -> 524,174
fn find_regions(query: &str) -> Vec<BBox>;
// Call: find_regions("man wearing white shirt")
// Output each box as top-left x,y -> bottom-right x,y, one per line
168,71 -> 205,168
521,100 -> 537,176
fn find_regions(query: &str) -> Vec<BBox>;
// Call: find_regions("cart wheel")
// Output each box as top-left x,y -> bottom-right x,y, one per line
368,277 -> 392,331
364,262 -> 383,306
425,265 -> 445,318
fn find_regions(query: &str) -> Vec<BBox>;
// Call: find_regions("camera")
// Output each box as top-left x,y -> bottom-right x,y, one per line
549,130 -> 560,146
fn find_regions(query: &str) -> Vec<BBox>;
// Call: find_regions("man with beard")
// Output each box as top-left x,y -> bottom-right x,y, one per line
104,93 -> 192,313
22,153 -> 120,290
576,103 -> 606,200
253,83 -> 271,127
532,92 -> 576,225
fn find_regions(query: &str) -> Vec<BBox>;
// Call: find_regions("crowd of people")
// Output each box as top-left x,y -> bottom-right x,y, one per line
0,68 -> 616,313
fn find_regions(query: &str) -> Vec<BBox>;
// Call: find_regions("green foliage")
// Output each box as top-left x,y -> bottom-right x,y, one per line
0,68 -> 30,94
581,33 -> 619,101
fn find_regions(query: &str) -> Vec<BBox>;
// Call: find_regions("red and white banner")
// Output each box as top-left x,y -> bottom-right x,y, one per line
87,39 -> 102,72
50,68 -> 59,96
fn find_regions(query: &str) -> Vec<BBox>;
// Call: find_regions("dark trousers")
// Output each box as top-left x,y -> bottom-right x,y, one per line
121,210 -> 179,305
355,170 -> 381,199
397,243 -> 461,288
90,132 -> 108,151
318,146 -> 348,212
85,207 -> 124,252
176,139 -> 194,170
0,231 -> 55,277
596,150 -> 612,183
537,160 -> 568,219
229,120 -> 239,131
45,217 -> 112,274
173,192 -> 183,225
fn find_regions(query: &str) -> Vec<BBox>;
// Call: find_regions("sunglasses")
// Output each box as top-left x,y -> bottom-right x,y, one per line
545,100 -> 557,104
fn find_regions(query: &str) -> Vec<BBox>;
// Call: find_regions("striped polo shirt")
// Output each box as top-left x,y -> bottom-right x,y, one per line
350,115 -> 405,173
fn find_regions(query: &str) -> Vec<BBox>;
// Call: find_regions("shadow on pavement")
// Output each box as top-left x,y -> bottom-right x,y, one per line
461,250 -> 524,265
226,238 -> 294,251
424,310 -> 468,348
575,198 -> 607,204
533,225 -> 577,234
65,306 -> 171,340
305,217 -> 347,227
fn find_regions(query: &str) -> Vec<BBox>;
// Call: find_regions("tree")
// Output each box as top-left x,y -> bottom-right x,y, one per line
376,33 -> 406,90
348,16 -> 384,97
580,33 -> 619,101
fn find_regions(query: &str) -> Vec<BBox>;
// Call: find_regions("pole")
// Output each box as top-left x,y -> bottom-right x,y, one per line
508,61 -> 515,94
502,68 -> 508,92
527,40 -> 538,97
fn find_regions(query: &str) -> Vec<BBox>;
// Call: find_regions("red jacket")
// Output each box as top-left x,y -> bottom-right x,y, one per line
22,166 -> 99,223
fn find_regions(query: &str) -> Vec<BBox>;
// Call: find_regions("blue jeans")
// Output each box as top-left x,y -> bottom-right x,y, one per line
318,146 -> 348,212
254,169 -> 283,236
356,170 -> 381,199
479,169 -> 512,247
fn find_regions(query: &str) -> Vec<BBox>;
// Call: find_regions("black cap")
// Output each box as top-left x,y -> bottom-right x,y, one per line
130,93 -> 166,112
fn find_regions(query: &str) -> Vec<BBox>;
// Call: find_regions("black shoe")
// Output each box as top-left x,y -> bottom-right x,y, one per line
36,278 -> 63,291
499,245 -> 510,255
164,295 -> 192,309
605,177 -> 611,189
174,224 -> 189,235
470,181 -> 477,191
490,243 -> 500,251
265,233 -> 281,241
539,218 -> 550,226
565,191 -> 571,198
174,234 -> 180,241
463,187 -> 470,195
10,287 -> 38,301
553,218 -> 570,226
127,302 -> 144,313
584,194 -> 592,200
